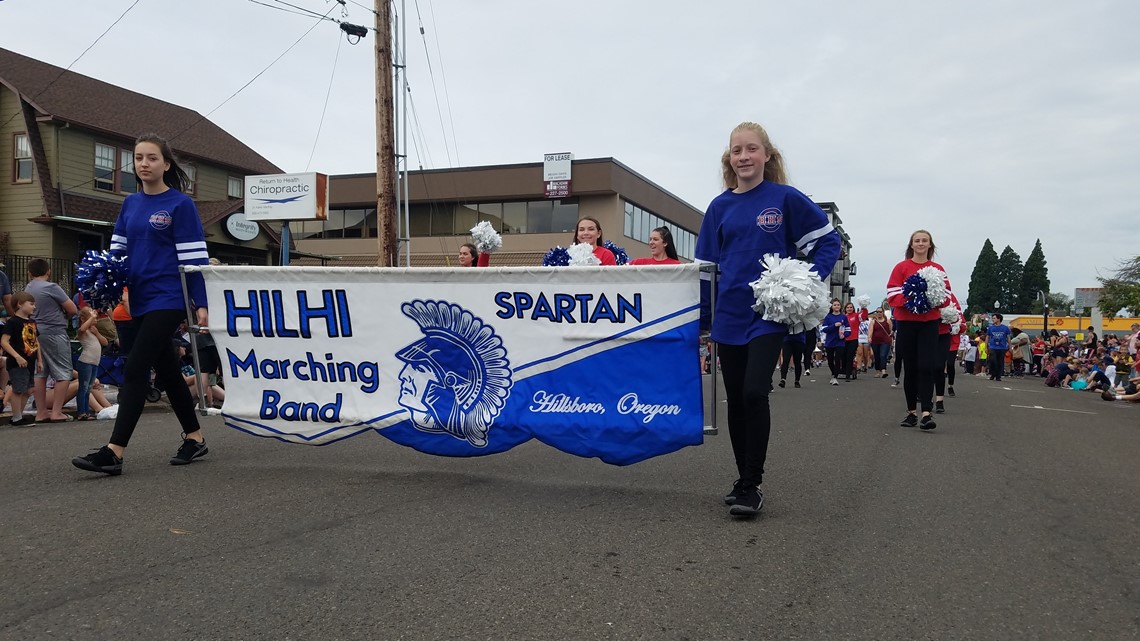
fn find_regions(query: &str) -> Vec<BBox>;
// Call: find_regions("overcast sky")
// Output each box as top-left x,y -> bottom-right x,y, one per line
4,0 -> 1138,308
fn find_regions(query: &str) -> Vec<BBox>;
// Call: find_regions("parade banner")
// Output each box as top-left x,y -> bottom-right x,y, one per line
194,264 -> 704,465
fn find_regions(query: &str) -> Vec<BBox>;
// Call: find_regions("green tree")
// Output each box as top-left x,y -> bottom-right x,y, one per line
1046,292 -> 1073,317
966,239 -> 1001,315
1096,256 -> 1140,316
995,245 -> 1024,313
1020,239 -> 1050,313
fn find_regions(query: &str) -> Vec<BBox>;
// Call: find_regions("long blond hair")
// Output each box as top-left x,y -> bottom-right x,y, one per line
721,122 -> 788,189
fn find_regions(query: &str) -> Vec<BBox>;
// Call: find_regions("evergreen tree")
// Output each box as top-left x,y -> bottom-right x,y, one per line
966,239 -> 1001,315
996,246 -> 1024,313
1021,239 -> 1051,313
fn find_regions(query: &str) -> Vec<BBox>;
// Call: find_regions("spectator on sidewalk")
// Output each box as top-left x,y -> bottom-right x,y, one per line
26,258 -> 78,422
986,313 -> 1011,381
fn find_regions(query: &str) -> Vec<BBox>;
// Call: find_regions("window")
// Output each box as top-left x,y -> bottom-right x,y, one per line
93,142 -> 143,193
478,203 -> 503,231
502,202 -> 526,233
119,149 -> 138,194
94,143 -> 116,191
526,201 -> 553,234
551,199 -> 579,233
621,198 -> 695,260
184,164 -> 196,196
455,203 -> 479,235
227,176 -> 243,199
13,133 -> 32,182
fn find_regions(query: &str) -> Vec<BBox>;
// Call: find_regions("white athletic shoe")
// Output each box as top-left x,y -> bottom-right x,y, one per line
830,377 -> 839,386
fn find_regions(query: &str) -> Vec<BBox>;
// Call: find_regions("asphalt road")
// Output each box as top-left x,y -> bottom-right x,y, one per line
1,368 -> 1137,640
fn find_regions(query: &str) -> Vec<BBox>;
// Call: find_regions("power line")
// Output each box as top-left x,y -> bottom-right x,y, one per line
170,2 -> 338,145
424,0 -> 460,166
0,0 -> 142,131
411,0 -> 454,168
305,33 -> 344,171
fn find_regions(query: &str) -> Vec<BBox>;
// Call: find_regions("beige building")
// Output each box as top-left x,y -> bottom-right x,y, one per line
294,159 -> 706,267
0,47 -> 282,288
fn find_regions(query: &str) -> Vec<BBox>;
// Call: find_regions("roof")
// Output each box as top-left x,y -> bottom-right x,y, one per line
0,48 -> 281,175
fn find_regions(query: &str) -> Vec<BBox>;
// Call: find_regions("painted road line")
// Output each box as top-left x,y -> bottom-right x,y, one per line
1010,404 -> 1095,415
996,386 -> 1045,394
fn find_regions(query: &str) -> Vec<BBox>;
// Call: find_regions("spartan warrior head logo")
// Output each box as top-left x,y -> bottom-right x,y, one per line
395,300 -> 512,448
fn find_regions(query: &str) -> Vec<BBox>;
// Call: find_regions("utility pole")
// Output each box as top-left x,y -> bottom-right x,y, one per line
375,0 -> 397,266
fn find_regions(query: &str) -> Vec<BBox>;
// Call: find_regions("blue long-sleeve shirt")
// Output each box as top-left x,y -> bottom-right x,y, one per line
820,312 -> 849,348
695,181 -> 841,345
111,189 -> 208,316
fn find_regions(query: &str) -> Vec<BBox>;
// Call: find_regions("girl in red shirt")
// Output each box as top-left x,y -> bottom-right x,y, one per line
885,230 -> 955,430
571,216 -> 617,265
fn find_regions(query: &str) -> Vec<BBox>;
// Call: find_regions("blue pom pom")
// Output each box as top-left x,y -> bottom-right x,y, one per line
543,246 -> 570,267
75,250 -> 129,310
602,240 -> 630,266
902,273 -> 932,314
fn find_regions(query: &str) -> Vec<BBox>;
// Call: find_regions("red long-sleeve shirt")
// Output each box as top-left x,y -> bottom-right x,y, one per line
886,258 -> 953,322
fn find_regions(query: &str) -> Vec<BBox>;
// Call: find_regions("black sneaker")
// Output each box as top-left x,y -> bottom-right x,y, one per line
794,381 -> 801,388
804,369 -> 811,377
920,415 -> 937,430
10,416 -> 36,427
778,379 -> 786,388
935,401 -> 945,414
723,479 -> 746,505
729,486 -> 763,517
170,436 -> 208,465
72,446 -> 123,475
900,413 -> 918,427
892,377 -> 900,387
947,386 -> 955,397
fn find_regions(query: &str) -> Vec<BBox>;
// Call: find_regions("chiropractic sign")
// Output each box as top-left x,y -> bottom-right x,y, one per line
193,264 -> 704,465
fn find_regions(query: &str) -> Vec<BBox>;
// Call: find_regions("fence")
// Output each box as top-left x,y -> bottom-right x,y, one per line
1,255 -> 76,294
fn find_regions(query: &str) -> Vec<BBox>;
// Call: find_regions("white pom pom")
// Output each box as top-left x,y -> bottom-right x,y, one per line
567,243 -> 601,266
917,266 -> 949,307
469,221 -> 502,253
940,305 -> 960,325
856,294 -> 871,309
748,254 -> 830,333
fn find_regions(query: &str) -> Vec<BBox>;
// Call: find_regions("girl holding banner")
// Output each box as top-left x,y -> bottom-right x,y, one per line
695,122 -> 841,518
72,134 -> 211,476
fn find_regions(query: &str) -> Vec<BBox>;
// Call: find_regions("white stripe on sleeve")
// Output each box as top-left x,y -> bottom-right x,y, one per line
795,223 -> 835,250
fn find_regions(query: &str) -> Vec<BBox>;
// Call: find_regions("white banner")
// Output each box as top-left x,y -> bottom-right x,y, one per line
195,264 -> 704,465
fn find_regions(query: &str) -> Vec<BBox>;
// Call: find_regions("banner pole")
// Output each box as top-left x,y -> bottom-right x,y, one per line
703,263 -> 719,436
180,267 -> 210,415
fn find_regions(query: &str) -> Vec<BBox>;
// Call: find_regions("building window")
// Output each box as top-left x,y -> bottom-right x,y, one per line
119,149 -> 138,194
13,133 -> 32,182
93,142 -> 143,193
184,164 -> 196,195
94,143 -> 116,191
227,176 -> 243,199
621,198 -> 695,260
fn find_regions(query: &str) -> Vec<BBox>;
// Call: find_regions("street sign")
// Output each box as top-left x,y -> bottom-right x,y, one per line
1074,287 -> 1102,310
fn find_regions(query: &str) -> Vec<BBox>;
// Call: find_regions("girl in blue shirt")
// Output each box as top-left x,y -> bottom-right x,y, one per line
73,134 -> 211,476
695,122 -> 841,517
821,299 -> 850,386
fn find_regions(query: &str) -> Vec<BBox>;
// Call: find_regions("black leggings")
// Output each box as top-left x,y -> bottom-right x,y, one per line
780,341 -> 804,382
826,346 -> 845,378
934,333 -> 954,396
802,330 -> 818,371
110,309 -> 201,448
843,340 -> 858,378
894,343 -> 904,379
718,332 -> 784,488
896,320 -> 940,413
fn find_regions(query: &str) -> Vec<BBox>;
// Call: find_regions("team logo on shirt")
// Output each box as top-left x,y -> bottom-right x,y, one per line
756,208 -> 783,232
149,210 -> 173,230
